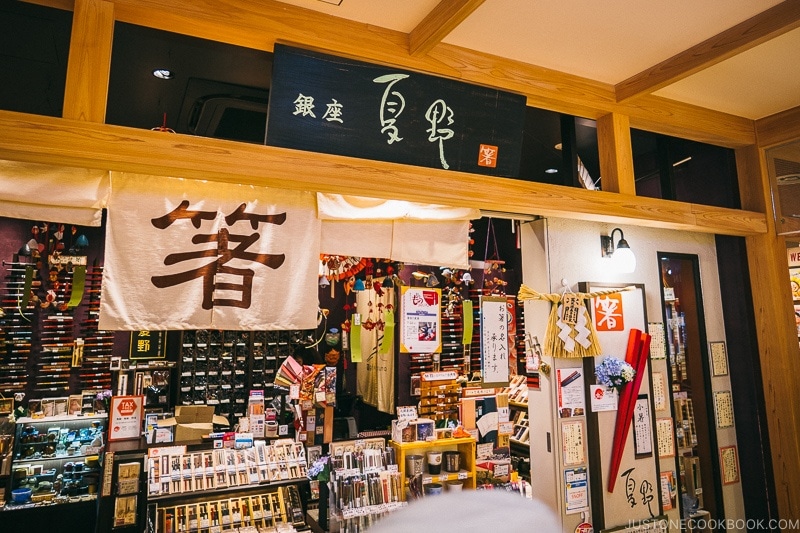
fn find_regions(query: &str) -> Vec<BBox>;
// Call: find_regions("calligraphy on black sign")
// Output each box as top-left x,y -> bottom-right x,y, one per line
266,44 -> 526,177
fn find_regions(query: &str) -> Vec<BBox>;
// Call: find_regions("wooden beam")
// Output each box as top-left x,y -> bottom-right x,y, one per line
756,104 -> 800,149
616,1 -> 800,103
21,0 -> 74,9
597,113 -> 635,195
0,110 -> 767,237
21,0 -> 756,148
409,0 -> 485,57
737,144 -> 800,519
62,0 -> 114,122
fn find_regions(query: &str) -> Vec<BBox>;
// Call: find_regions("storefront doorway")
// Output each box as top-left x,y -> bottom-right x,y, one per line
658,253 -> 724,525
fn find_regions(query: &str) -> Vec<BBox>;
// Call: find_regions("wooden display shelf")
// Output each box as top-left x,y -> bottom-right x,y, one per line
389,437 -> 476,500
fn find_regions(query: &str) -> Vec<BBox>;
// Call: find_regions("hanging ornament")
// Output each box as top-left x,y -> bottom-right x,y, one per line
152,112 -> 176,133
344,276 -> 356,295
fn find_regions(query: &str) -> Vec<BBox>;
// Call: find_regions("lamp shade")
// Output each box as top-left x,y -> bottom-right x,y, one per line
612,240 -> 636,273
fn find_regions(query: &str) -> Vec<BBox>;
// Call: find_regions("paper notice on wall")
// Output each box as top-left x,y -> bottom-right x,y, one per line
590,385 -> 618,412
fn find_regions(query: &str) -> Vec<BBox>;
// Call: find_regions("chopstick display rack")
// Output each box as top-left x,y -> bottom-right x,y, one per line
78,264 -> 113,391
0,257 -> 37,394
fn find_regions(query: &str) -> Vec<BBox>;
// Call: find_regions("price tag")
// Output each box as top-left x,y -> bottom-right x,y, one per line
458,471 -> 468,480
439,474 -> 449,482
423,476 -> 432,485
279,424 -> 289,435
387,464 -> 398,473
289,385 -> 300,399
494,463 -> 510,477
477,442 -> 493,459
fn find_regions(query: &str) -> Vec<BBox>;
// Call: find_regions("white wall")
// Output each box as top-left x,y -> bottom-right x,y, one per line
523,216 -> 745,531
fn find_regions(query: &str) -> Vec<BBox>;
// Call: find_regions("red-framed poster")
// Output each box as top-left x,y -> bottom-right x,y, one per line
109,395 -> 144,441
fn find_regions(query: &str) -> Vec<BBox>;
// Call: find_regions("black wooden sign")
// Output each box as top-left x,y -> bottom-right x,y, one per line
265,44 -> 526,177
129,330 -> 167,360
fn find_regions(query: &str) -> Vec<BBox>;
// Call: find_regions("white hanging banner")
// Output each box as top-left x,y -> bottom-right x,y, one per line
317,193 -> 476,268
99,173 -> 321,330
0,159 -> 110,226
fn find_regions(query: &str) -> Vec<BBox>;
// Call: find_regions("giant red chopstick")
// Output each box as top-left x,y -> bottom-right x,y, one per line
607,328 -> 652,492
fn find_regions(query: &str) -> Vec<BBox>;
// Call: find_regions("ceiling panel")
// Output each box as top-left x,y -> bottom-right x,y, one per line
654,27 -> 800,120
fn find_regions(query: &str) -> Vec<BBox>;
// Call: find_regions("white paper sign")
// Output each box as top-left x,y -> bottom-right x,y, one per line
564,467 -> 589,513
480,296 -> 510,386
557,369 -> 586,417
590,385 -> 618,412
399,287 -> 441,353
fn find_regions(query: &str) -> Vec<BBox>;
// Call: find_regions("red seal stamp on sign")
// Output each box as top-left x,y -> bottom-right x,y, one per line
478,144 -> 498,168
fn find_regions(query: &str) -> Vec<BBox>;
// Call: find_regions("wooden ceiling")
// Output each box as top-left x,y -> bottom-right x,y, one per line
276,0 -> 800,121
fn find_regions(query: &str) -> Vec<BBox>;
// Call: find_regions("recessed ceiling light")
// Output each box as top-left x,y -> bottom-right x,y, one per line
545,168 -> 558,174
152,69 -> 174,80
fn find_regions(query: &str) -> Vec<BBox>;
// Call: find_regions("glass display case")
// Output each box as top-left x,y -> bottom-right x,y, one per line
7,413 -> 106,505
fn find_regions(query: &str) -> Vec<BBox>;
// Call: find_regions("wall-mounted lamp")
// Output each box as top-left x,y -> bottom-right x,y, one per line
601,228 -> 636,273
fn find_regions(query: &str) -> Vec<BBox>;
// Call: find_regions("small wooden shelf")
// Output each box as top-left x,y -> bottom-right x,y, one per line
389,437 -> 476,500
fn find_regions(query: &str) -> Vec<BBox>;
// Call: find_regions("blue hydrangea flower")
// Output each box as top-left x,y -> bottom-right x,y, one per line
595,356 -> 635,389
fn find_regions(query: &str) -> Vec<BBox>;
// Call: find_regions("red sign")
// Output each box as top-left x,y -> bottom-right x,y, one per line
593,293 -> 624,331
116,398 -> 138,416
109,395 -> 144,441
422,290 -> 439,306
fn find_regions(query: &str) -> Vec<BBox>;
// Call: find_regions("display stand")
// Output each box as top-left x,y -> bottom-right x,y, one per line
390,436 -> 476,499
506,375 -> 530,460
7,414 -> 106,503
96,440 -> 312,533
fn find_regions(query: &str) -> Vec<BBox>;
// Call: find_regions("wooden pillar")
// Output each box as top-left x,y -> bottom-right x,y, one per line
597,112 -> 635,195
736,144 -> 800,518
63,0 -> 114,122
